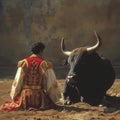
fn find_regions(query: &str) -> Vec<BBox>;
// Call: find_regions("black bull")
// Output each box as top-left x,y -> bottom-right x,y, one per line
61,32 -> 115,105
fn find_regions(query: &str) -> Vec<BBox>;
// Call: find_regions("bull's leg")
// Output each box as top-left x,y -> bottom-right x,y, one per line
83,90 -> 106,106
69,86 -> 80,103
63,82 -> 72,105
83,96 -> 103,106
63,80 -> 69,100
63,84 -> 80,104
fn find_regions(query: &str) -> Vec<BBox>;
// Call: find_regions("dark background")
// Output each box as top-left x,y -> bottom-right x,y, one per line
0,0 -> 120,79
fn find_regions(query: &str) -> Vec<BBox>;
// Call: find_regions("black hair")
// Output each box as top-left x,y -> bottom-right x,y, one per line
31,42 -> 45,54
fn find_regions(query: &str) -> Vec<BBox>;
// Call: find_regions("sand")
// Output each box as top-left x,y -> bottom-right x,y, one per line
0,79 -> 120,120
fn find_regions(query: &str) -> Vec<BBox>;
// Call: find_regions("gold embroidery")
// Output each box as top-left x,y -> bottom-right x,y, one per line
23,85 -> 41,90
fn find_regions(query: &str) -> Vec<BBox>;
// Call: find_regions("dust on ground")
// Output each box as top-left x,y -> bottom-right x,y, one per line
0,79 -> 120,120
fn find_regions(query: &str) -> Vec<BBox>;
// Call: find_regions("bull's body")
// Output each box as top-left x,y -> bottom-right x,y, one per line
63,51 -> 115,105
61,31 -> 115,105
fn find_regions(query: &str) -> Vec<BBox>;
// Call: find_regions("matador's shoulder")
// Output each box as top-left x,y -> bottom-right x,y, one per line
40,60 -> 53,70
17,59 -> 27,68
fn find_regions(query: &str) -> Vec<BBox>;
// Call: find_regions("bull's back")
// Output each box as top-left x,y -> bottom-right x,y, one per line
77,53 -> 115,96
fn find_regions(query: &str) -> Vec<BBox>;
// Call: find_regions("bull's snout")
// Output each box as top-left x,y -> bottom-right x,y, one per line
67,74 -> 77,84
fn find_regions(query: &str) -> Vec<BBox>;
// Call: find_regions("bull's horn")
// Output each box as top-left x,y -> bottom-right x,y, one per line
61,37 -> 72,56
87,31 -> 102,52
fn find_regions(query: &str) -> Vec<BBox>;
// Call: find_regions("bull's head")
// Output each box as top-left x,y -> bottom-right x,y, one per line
61,31 -> 102,85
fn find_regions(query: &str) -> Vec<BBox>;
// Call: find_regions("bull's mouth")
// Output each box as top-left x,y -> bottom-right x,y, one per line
67,75 -> 77,85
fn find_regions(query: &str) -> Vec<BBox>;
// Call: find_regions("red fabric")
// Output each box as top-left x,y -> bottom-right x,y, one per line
25,57 -> 44,85
26,57 -> 43,70
0,96 -> 21,111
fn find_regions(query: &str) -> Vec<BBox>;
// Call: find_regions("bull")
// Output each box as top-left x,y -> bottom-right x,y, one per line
61,31 -> 115,105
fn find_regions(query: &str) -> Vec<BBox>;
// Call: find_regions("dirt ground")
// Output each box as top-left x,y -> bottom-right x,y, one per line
0,79 -> 120,120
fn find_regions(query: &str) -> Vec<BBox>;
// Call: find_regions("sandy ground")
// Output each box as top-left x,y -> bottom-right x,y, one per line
0,79 -> 120,120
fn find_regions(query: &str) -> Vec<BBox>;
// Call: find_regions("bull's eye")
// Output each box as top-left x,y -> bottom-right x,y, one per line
68,52 -> 80,64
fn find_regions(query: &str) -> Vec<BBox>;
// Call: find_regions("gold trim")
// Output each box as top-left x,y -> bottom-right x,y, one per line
23,85 -> 41,90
